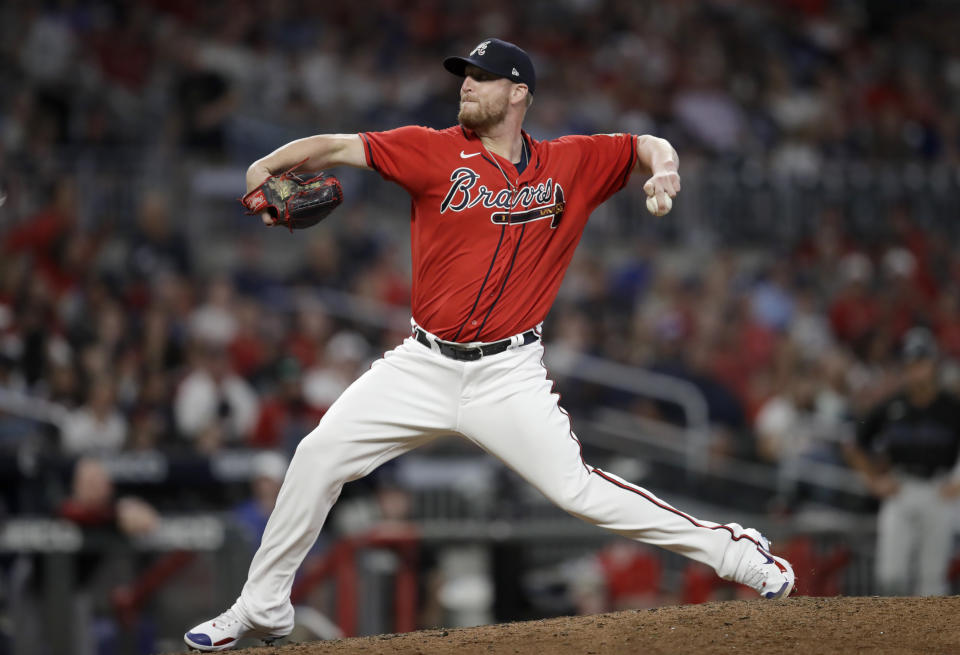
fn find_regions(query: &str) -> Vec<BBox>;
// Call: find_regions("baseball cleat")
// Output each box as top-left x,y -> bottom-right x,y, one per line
184,609 -> 286,651
733,530 -> 796,599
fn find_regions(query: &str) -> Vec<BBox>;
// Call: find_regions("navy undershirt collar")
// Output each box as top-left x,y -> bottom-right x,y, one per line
514,138 -> 529,175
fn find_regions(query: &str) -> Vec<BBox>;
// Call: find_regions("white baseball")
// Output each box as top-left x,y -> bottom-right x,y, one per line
646,193 -> 672,216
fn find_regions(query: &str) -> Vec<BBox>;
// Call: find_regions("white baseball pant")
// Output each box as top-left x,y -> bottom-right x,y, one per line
232,331 -> 762,633
875,476 -> 957,596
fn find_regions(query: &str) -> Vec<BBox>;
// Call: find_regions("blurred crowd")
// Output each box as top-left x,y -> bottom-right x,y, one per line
0,180 -> 404,461
2,0 -> 960,173
2,4 -> 960,649
2,0 -> 960,512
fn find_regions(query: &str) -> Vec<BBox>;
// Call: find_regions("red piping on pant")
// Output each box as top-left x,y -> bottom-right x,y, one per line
591,467 -> 763,547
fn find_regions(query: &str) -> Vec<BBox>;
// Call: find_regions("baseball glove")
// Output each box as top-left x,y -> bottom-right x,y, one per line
240,161 -> 343,231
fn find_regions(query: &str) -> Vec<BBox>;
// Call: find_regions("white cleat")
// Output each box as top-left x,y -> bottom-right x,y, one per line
733,529 -> 796,599
184,609 -> 287,651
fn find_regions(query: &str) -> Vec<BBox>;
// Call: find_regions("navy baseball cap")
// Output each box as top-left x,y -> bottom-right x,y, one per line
443,38 -> 536,94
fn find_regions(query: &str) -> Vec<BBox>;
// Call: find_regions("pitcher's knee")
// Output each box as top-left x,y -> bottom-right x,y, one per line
547,485 -> 592,517
292,426 -> 372,483
294,426 -> 327,456
293,429 -> 345,469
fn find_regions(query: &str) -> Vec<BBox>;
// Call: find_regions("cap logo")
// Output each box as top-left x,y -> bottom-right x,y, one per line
511,67 -> 519,76
470,40 -> 490,56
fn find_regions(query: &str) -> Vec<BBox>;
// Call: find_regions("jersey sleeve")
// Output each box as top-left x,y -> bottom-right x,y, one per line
360,126 -> 438,196
554,133 -> 637,208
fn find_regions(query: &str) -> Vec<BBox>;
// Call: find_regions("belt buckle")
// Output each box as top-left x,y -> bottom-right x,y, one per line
460,345 -> 482,361
437,340 -> 481,361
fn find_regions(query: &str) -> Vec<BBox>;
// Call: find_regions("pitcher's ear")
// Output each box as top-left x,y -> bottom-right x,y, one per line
513,83 -> 529,104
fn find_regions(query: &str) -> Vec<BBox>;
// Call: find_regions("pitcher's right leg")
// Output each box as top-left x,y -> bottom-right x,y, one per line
186,339 -> 461,650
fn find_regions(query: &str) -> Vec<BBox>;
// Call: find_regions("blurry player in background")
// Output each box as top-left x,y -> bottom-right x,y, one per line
849,327 -> 960,595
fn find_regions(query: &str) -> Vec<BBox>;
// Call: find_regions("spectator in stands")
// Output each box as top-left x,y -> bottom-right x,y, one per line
285,299 -> 334,370
57,457 -> 160,655
127,408 -> 166,452
127,366 -> 176,453
884,205 -> 938,300
5,267 -> 57,390
847,327 -> 960,596
173,35 -> 237,156
92,300 -> 128,365
302,331 -> 370,414
127,191 -> 192,285
0,355 -> 45,454
350,243 -> 410,308
233,451 -> 288,551
139,304 -> 185,375
227,297 -> 272,383
59,457 -> 159,538
173,341 -> 259,452
933,287 -> 960,360
61,375 -> 127,456
749,261 -> 795,332
788,283 -> 835,361
189,276 -> 239,347
88,5 -> 154,94
829,252 -> 881,347
44,358 -> 80,408
290,236 -> 345,292
879,248 -> 930,341
1,179 -> 85,300
251,356 -> 323,454
754,358 -> 851,508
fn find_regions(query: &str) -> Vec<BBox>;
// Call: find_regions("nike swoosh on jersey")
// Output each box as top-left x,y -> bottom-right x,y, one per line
460,151 -> 481,159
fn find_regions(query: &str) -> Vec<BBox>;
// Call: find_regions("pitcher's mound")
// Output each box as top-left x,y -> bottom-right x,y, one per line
220,596 -> 959,655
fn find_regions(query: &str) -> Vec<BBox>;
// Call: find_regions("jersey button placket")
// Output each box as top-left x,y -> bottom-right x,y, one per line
476,182 -> 520,341
473,152 -> 521,342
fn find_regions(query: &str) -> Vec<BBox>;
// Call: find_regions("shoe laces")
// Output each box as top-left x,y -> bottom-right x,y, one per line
211,609 -> 243,630
739,549 -> 775,591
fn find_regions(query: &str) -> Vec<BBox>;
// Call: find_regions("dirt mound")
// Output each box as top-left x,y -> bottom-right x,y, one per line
217,596 -> 959,655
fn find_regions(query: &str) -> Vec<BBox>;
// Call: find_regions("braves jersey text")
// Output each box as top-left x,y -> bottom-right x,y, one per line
360,126 -> 636,342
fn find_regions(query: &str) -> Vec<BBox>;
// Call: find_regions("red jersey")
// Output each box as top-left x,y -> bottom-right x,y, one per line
360,125 -> 637,342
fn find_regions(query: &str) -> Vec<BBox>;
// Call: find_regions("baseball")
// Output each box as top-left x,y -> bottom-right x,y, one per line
646,193 -> 672,216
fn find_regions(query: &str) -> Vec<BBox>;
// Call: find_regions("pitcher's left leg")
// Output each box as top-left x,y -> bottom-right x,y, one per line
459,345 -> 794,598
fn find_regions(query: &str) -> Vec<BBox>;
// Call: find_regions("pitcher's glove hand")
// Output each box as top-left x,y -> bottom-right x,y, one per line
241,163 -> 343,231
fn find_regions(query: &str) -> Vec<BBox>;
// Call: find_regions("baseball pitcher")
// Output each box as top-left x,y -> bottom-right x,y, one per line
185,38 -> 794,651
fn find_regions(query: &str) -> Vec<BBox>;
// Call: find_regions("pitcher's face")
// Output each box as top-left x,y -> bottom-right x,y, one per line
458,66 -> 512,131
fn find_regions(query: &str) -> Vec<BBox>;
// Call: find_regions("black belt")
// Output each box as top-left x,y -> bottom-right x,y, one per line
414,327 -> 539,361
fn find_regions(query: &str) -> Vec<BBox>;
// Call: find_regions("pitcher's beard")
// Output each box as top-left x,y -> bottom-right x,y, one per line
458,101 -> 508,132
